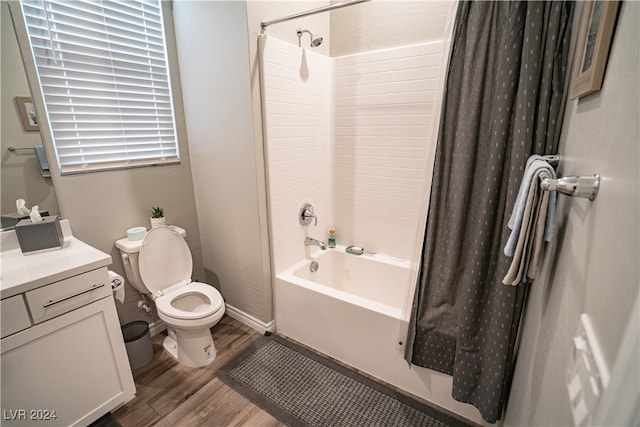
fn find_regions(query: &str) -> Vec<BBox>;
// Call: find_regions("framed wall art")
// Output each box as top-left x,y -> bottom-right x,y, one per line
569,1 -> 621,99
15,96 -> 39,131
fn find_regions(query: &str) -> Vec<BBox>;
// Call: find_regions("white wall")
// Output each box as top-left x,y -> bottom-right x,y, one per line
172,1 -> 273,324
505,2 -> 639,425
262,38 -> 444,271
261,37 -> 332,273
333,42 -> 443,260
330,0 -> 455,57
252,1 -> 331,55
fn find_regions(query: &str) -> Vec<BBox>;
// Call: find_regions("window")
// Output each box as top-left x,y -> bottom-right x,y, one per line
19,0 -> 179,175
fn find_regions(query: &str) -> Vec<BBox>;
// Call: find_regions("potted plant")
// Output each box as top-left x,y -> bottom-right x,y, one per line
150,206 -> 166,228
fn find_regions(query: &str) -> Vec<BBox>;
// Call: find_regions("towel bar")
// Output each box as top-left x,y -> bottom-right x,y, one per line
540,174 -> 600,201
7,145 -> 35,153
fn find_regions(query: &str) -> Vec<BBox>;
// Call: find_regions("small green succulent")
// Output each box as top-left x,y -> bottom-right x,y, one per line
151,206 -> 164,218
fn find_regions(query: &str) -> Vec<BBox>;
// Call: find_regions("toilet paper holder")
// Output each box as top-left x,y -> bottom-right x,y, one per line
108,270 -> 126,303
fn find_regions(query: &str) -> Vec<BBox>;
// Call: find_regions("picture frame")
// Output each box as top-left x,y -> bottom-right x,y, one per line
569,1 -> 621,100
15,96 -> 39,131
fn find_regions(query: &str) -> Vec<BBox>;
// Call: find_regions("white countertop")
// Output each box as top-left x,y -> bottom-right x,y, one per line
0,220 -> 112,299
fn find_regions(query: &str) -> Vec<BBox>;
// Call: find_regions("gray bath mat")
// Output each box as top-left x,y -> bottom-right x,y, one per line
217,334 -> 470,427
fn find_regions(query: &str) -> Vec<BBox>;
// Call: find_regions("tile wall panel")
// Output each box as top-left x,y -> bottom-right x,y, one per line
263,38 -> 444,271
262,37 -> 332,273
333,42 -> 443,260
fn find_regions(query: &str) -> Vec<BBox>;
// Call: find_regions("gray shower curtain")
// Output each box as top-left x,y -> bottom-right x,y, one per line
405,1 -> 574,423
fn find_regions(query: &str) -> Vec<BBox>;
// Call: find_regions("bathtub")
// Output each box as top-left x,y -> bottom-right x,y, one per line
275,246 -> 410,382
274,246 -> 481,421
280,247 -> 410,316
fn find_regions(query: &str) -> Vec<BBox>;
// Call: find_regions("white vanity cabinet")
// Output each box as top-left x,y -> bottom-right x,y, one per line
1,222 -> 136,426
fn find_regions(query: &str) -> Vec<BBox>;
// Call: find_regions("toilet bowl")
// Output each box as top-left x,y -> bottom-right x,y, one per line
116,226 -> 225,368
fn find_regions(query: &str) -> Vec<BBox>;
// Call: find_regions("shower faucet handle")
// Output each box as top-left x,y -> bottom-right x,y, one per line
299,203 -> 317,226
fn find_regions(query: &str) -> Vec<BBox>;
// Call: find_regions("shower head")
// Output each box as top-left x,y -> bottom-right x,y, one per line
296,28 -> 323,48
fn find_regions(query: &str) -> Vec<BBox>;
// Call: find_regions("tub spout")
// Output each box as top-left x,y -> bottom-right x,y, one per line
305,237 -> 327,250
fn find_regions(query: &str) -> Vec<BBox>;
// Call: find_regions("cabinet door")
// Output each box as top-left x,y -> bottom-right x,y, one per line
1,298 -> 136,427
0,295 -> 31,338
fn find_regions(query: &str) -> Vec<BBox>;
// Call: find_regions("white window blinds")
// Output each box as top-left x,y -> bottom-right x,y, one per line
20,0 -> 179,175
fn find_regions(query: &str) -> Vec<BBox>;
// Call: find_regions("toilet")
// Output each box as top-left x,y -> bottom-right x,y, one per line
115,225 -> 225,368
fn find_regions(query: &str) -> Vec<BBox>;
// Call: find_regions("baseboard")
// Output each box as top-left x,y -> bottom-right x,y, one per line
147,306 -> 275,337
225,304 -> 275,335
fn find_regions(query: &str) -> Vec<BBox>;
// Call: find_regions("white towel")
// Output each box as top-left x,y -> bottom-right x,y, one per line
503,156 -> 557,286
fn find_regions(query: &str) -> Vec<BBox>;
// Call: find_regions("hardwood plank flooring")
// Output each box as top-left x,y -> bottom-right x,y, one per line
113,315 -> 473,427
112,315 -> 284,427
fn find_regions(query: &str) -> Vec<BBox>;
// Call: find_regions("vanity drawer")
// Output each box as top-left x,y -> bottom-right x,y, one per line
1,295 -> 31,338
26,268 -> 110,324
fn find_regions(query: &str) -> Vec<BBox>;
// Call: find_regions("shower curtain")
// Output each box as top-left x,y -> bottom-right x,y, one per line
405,1 -> 574,423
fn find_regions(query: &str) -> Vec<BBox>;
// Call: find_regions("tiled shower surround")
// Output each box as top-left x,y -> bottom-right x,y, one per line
261,37 -> 446,273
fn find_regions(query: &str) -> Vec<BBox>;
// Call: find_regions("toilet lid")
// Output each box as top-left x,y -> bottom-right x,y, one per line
139,226 -> 193,295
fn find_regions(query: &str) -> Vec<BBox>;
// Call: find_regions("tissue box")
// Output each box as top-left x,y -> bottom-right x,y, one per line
15,215 -> 64,254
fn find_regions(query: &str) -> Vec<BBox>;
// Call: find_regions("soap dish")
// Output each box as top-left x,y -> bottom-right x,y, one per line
127,226 -> 147,241
345,245 -> 364,255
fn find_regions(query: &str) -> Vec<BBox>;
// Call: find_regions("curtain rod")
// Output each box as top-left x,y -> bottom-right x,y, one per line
260,0 -> 371,32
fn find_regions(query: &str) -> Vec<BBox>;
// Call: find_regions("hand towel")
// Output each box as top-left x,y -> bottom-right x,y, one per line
503,160 -> 556,286
504,156 -> 557,257
526,187 -> 551,280
503,171 -> 542,285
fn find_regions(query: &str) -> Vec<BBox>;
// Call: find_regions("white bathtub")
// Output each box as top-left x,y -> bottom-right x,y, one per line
274,246 -> 481,422
275,246 -> 411,344
282,247 -> 410,315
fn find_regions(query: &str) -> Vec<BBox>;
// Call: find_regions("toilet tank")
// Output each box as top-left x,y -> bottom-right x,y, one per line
115,238 -> 147,294
115,225 -> 187,295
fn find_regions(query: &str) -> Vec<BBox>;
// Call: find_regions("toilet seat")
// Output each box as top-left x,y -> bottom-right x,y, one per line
156,282 -> 224,320
139,226 -> 224,320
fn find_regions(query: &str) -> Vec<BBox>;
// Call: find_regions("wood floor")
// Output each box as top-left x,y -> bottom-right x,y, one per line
112,315 -> 284,427
112,315 -> 474,427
